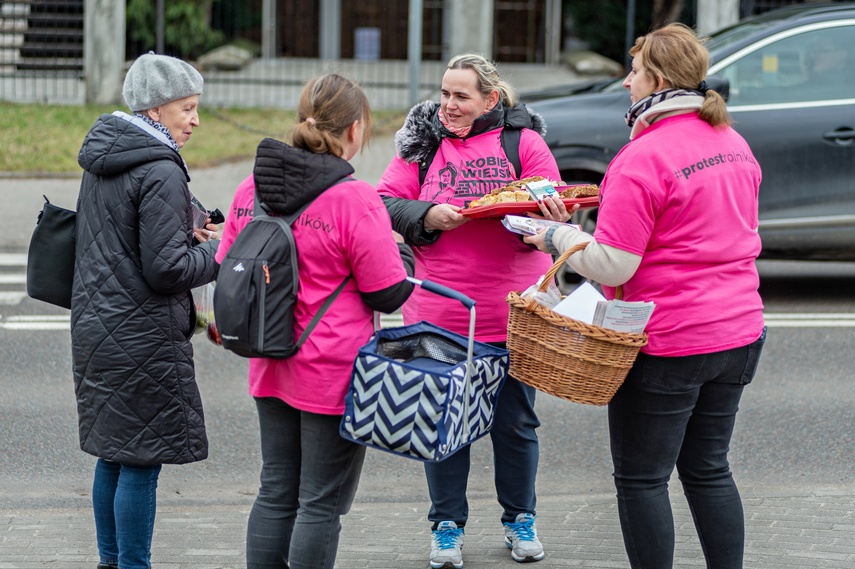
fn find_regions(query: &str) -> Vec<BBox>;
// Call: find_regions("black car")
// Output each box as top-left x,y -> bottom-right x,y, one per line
526,4 -> 855,261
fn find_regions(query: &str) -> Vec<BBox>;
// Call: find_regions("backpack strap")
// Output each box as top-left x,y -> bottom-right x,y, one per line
418,128 -> 523,185
501,127 -> 523,178
281,199 -> 313,224
254,175 -> 353,220
286,185 -> 350,347
252,191 -> 268,219
258,175 -> 354,349
418,144 -> 441,187
294,274 -> 351,349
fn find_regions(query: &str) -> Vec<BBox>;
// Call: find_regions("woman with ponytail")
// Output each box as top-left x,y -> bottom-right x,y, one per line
217,74 -> 415,569
526,23 -> 766,569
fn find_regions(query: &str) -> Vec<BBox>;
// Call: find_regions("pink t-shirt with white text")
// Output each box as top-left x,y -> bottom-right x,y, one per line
217,175 -> 407,414
595,113 -> 765,356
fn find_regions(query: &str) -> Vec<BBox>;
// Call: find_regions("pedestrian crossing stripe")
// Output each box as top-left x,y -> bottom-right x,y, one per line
3,313 -> 855,331
0,315 -> 70,330
0,313 -> 408,330
0,292 -> 27,306
0,254 -> 28,265
0,274 -> 27,284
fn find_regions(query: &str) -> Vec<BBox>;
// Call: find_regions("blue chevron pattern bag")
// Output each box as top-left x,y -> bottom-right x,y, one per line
340,279 -> 509,462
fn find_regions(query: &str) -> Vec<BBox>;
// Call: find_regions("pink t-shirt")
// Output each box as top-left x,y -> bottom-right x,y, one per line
218,175 -> 407,414
377,128 -> 559,342
595,113 -> 765,356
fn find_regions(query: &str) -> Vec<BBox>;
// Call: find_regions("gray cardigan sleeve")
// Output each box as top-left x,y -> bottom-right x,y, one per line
550,227 -> 642,287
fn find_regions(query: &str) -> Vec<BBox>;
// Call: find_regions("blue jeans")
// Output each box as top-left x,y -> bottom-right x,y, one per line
246,397 -> 366,569
424,370 -> 541,528
92,459 -> 162,569
608,328 -> 766,569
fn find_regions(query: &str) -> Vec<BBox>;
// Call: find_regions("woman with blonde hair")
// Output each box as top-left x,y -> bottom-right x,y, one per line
526,23 -> 765,568
377,53 -> 570,568
217,74 -> 415,569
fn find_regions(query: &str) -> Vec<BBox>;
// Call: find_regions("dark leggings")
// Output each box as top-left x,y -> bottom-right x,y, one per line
246,397 -> 366,569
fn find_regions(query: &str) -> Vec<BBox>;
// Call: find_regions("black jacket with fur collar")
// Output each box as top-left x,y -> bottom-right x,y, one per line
384,100 -> 547,246
393,100 -> 546,165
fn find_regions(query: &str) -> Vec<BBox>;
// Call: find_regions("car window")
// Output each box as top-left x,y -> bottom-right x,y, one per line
603,78 -> 626,92
706,22 -> 767,52
721,25 -> 855,105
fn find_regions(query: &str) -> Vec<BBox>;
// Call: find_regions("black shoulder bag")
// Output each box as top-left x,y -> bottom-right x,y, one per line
26,196 -> 76,309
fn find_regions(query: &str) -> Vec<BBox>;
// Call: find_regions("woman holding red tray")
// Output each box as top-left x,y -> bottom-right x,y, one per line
376,53 -> 570,568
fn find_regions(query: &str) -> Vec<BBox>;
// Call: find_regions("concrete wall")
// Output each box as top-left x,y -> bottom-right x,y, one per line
443,0 -> 495,61
696,0 -> 740,36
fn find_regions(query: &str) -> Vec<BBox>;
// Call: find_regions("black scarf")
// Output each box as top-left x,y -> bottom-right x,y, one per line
624,88 -> 706,129
134,113 -> 181,152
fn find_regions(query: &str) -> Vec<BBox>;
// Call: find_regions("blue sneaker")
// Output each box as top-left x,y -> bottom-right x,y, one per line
430,520 -> 464,569
503,513 -> 544,563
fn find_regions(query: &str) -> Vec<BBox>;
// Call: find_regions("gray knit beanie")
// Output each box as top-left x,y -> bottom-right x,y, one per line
123,52 -> 204,112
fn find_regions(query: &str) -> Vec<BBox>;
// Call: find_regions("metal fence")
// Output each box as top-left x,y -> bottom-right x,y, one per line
0,0 -> 84,104
123,0 -> 557,111
197,57 -> 444,112
0,0 -> 848,109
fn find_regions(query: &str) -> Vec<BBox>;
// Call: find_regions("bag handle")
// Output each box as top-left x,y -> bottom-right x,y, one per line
405,276 -> 476,368
405,275 -> 478,444
535,242 -> 623,304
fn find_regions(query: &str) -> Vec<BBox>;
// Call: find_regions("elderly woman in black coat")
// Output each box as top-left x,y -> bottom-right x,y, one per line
71,52 -> 219,569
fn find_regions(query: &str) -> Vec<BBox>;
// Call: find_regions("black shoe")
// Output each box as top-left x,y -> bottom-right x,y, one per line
97,564 -> 118,569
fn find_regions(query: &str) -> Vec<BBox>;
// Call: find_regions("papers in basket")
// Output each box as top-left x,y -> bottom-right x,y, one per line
592,299 -> 655,334
552,282 -> 655,334
502,215 -> 580,236
552,282 -> 603,322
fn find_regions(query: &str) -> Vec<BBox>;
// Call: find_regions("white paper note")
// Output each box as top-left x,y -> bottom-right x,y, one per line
551,282 -> 606,324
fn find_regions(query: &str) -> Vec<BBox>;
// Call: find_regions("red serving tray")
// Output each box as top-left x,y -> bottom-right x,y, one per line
461,195 -> 599,219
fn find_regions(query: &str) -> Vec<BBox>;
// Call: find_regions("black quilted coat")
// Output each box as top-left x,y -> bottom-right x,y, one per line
71,113 -> 219,466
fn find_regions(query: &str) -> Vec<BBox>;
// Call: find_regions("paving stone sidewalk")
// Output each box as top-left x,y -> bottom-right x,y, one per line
2,488 -> 854,568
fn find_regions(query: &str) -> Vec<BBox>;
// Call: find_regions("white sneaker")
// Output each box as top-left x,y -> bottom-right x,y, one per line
430,520 -> 464,569
503,513 -> 544,563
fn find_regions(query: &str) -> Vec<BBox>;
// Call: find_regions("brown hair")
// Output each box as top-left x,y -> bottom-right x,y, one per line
291,74 -> 372,156
630,23 -> 730,127
447,53 -> 517,108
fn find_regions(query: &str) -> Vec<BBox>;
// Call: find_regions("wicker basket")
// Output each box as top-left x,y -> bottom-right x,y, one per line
506,243 -> 648,405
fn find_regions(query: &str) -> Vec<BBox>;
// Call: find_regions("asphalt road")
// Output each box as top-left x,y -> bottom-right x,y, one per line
2,260 -> 855,513
2,135 -> 854,516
